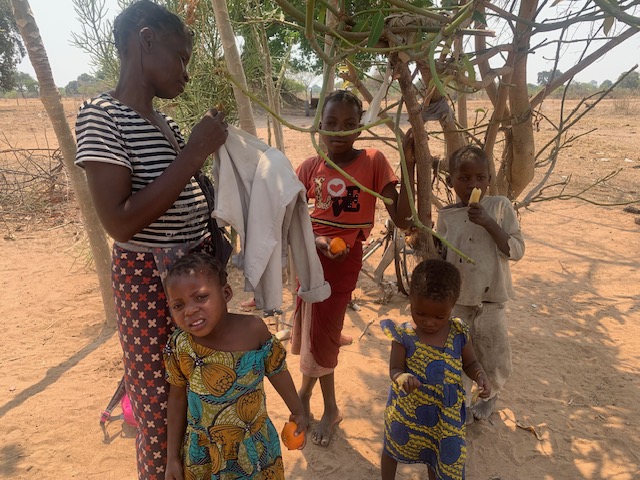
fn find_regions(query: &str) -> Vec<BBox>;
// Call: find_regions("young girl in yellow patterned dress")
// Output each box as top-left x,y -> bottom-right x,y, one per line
380,259 -> 492,480
163,253 -> 307,480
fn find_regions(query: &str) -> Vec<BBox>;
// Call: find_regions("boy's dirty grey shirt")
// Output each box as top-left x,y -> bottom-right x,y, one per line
437,196 -> 525,306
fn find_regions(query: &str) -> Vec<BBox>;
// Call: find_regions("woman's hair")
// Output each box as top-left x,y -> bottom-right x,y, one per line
166,252 -> 228,286
410,259 -> 461,303
113,0 -> 192,57
448,145 -> 489,174
322,90 -> 364,121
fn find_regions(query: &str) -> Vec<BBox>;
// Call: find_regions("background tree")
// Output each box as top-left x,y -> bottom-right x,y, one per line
13,70 -> 38,95
270,0 -> 640,259
64,79 -> 79,95
537,69 -> 564,86
0,0 -> 25,90
617,70 -> 640,90
600,79 -> 613,89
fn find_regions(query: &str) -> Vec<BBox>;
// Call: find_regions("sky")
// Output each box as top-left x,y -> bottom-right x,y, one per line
17,0 -> 640,88
18,0 -> 121,86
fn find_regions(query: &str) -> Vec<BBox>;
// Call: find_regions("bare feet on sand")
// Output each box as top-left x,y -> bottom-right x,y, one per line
312,410 -> 343,447
240,298 -> 257,311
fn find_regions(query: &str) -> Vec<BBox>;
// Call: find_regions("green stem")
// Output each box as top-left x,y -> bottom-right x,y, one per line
443,1 -> 475,37
428,33 -> 447,96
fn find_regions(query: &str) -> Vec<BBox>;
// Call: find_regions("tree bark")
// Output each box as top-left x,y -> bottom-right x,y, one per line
210,0 -> 256,136
396,59 -> 437,259
11,0 -> 116,326
506,0 -> 538,199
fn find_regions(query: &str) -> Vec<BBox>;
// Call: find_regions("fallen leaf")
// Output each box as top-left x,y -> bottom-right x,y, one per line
516,420 -> 543,441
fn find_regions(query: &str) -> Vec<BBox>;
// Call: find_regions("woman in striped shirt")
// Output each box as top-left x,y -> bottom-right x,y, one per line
74,1 -> 227,478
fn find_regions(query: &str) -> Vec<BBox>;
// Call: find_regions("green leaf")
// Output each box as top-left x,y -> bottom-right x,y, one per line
367,12 -> 385,48
551,0 -> 564,6
471,10 -> 487,26
603,15 -> 614,35
461,54 -> 476,84
411,0 -> 433,7
353,15 -> 370,33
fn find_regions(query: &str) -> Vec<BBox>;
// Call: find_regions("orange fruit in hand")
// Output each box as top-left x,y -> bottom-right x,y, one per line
329,237 -> 347,255
281,421 -> 305,450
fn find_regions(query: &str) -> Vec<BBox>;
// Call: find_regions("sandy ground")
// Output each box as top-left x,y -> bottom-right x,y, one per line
1,97 -> 639,479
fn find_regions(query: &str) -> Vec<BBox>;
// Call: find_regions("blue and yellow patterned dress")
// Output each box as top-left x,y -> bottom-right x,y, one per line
164,329 -> 287,480
381,318 -> 469,480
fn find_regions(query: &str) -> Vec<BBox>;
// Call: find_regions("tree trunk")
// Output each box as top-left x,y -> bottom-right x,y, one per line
210,0 -> 256,136
416,64 -> 465,172
396,59 -> 437,260
11,0 -> 116,326
506,0 -> 538,199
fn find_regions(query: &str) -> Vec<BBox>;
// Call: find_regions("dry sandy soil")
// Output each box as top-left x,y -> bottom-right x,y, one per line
1,97 -> 639,479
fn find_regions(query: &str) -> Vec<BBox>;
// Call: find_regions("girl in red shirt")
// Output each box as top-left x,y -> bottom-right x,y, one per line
293,90 -> 414,446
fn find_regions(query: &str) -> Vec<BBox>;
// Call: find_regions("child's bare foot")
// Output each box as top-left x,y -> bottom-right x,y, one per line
299,391 -> 312,421
473,396 -> 497,420
339,334 -> 353,346
240,298 -> 257,311
311,410 -> 343,447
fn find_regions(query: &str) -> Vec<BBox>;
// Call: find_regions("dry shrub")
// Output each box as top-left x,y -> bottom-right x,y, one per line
0,147 -> 73,221
612,97 -> 640,116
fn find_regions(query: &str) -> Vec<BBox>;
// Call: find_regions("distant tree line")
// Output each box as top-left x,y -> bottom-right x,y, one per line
532,69 -> 640,98
0,71 -> 108,98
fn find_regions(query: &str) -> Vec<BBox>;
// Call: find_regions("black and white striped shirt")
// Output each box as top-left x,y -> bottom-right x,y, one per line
75,93 -> 209,247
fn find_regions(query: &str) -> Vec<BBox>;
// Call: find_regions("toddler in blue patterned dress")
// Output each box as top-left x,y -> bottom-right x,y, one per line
380,259 -> 492,480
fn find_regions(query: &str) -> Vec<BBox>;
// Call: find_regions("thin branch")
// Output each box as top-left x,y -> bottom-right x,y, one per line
530,30 -> 639,107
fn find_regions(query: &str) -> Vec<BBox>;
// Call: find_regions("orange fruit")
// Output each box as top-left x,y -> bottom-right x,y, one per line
329,237 -> 347,255
281,421 -> 305,450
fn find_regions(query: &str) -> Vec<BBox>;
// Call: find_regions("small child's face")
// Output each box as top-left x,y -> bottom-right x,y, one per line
449,158 -> 490,205
320,100 -> 361,156
165,272 -> 232,338
410,295 -> 456,337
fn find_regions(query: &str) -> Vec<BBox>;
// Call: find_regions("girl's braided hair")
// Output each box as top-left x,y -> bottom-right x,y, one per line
322,90 -> 364,121
113,0 -> 192,57
410,259 -> 461,303
166,252 -> 228,286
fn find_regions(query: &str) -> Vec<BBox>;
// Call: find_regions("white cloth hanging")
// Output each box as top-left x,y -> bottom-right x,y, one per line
211,126 -> 330,310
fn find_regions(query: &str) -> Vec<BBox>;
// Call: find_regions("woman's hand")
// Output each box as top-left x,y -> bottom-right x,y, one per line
315,236 -> 350,261
184,108 -> 229,164
476,372 -> 492,399
164,457 -> 184,480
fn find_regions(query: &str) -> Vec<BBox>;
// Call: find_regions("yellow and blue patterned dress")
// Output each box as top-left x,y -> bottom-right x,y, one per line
164,329 -> 287,480
381,318 -> 469,480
